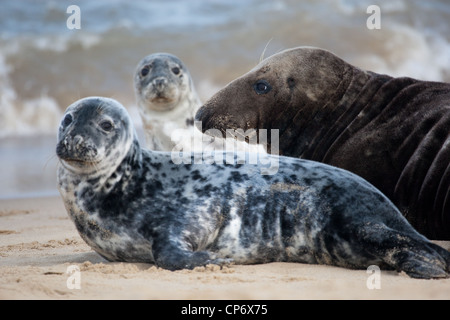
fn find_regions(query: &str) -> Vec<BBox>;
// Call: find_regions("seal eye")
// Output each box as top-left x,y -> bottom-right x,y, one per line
172,67 -> 180,75
62,114 -> 72,127
141,66 -> 150,77
253,80 -> 272,95
287,77 -> 296,88
99,120 -> 114,132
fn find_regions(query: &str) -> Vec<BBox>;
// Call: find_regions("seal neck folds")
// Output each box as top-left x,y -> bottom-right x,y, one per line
280,67 -> 389,161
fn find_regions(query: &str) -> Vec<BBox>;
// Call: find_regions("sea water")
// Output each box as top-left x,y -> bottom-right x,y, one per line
1,0 -> 449,198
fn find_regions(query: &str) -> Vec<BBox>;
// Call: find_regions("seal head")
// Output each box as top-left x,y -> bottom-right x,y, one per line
56,97 -> 134,176
134,53 -> 195,112
134,53 -> 202,151
195,47 -> 353,147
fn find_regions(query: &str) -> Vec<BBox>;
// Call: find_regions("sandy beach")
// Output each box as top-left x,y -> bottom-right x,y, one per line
1,0 -> 450,301
0,195 -> 449,300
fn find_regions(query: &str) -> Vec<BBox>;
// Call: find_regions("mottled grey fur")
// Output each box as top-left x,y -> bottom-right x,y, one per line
56,97 -> 450,278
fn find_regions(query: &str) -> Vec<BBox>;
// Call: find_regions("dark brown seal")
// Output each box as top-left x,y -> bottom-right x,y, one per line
195,46 -> 450,240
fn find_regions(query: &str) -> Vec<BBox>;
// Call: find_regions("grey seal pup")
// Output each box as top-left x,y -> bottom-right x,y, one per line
134,53 -> 202,151
134,53 -> 266,155
56,96 -> 450,278
195,46 -> 450,240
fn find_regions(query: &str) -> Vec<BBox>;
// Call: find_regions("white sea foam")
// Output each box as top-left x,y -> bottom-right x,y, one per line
0,0 -> 449,139
0,52 -> 63,138
0,0 -> 449,199
0,95 -> 63,138
352,24 -> 450,81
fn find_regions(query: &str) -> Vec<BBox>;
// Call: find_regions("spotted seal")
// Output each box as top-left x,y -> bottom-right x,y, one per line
134,53 -> 202,151
195,46 -> 450,240
56,96 -> 450,278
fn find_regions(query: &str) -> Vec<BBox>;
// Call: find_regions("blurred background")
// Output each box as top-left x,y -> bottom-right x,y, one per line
1,0 -> 449,199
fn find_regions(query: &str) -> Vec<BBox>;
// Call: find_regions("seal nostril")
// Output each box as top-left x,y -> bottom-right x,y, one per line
56,142 -> 67,157
73,135 -> 84,148
153,77 -> 167,91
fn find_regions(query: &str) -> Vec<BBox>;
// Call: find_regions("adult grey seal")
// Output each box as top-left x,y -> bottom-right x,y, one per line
195,46 -> 450,240
134,53 -> 202,151
56,96 -> 450,278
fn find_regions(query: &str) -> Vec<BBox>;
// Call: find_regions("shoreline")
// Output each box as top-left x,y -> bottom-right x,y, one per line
1,195 -> 449,300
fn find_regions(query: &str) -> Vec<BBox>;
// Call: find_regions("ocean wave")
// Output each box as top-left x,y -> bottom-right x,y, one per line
0,0 -> 449,138
348,23 -> 450,81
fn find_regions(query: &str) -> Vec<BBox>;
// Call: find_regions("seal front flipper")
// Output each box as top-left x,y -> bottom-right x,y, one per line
206,257 -> 234,267
153,249 -> 233,271
355,222 -> 450,279
151,237 -> 233,271
153,249 -> 211,271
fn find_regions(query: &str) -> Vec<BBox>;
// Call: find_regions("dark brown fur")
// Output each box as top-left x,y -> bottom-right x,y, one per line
196,47 -> 450,240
